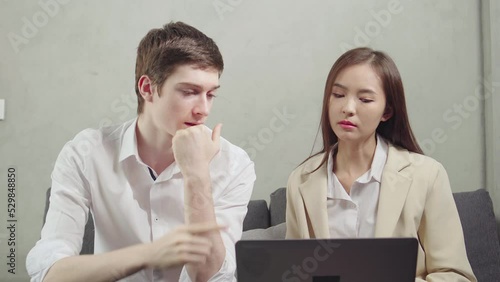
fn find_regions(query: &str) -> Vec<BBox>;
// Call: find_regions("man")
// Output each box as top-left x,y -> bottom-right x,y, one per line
26,21 -> 255,282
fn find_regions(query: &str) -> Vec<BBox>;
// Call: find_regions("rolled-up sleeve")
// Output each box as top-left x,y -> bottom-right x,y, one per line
26,140 -> 91,282
179,248 -> 237,282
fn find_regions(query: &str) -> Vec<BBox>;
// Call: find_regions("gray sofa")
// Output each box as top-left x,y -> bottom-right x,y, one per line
44,188 -> 500,281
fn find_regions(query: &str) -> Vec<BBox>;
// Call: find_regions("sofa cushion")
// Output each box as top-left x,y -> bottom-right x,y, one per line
243,200 -> 270,231
453,189 -> 500,281
241,222 -> 286,240
269,187 -> 286,226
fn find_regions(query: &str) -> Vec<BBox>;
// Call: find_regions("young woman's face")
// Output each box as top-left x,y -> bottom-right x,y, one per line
328,63 -> 391,144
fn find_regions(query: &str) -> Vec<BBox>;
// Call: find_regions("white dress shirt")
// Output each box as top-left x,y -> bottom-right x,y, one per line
26,119 -> 255,282
326,135 -> 388,238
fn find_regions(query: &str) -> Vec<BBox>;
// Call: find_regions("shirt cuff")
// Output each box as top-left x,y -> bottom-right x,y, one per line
179,249 -> 236,282
207,253 -> 236,282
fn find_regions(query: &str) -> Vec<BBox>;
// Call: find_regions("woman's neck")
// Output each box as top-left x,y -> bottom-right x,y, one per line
333,135 -> 377,177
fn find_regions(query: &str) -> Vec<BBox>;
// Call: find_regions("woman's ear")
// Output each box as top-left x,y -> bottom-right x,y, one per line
381,106 -> 393,122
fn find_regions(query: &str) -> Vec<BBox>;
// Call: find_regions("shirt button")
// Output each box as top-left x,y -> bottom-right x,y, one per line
153,269 -> 162,279
154,218 -> 158,222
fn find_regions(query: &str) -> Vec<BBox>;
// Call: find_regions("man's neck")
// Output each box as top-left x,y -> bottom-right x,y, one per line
136,115 -> 175,174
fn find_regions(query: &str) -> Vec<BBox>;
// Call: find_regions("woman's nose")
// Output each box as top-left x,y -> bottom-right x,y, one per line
342,98 -> 356,116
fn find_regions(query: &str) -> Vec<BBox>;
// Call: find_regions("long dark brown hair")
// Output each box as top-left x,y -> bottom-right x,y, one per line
307,47 -> 423,171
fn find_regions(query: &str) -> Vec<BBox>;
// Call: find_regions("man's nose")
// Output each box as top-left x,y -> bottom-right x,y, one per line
193,95 -> 210,116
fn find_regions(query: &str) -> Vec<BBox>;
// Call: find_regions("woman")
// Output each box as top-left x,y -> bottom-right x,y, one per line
285,47 -> 476,281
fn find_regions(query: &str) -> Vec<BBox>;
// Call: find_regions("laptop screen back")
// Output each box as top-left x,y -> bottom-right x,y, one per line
236,238 -> 418,282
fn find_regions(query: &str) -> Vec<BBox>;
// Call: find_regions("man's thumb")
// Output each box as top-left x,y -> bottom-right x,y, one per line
212,123 -> 222,145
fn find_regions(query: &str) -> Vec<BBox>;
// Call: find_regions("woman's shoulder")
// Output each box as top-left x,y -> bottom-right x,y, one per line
288,153 -> 327,184
389,144 -> 446,174
294,153 -> 326,172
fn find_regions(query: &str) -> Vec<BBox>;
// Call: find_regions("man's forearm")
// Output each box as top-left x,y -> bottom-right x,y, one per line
43,244 -> 149,282
184,169 -> 226,282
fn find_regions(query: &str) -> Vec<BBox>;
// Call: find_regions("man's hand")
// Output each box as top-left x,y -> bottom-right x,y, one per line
143,223 -> 224,269
173,124 -> 226,281
172,124 -> 222,176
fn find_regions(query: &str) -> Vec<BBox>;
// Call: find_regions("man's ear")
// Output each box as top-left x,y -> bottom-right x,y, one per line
381,106 -> 393,122
138,75 -> 154,102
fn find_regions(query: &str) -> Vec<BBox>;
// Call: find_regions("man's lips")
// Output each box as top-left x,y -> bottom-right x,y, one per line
184,122 -> 203,126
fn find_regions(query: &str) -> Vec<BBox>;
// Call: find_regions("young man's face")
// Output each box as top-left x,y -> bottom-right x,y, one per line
149,64 -> 220,138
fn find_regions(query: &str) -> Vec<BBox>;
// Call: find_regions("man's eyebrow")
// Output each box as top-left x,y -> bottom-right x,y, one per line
177,82 -> 220,91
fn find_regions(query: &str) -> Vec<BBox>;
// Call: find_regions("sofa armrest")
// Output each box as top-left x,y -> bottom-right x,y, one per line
269,187 -> 286,226
243,200 -> 270,231
241,222 -> 286,240
453,189 -> 500,281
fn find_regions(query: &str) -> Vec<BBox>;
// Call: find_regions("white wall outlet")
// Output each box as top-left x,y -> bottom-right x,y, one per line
0,99 -> 4,120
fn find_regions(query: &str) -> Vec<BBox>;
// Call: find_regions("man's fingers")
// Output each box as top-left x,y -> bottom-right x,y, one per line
184,222 -> 226,234
180,253 -> 209,264
187,236 -> 212,248
176,242 -> 212,256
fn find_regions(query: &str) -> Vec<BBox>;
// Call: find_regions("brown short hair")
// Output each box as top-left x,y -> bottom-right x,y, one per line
135,21 -> 224,114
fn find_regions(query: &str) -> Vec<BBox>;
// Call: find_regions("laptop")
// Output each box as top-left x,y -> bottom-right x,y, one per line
236,238 -> 418,282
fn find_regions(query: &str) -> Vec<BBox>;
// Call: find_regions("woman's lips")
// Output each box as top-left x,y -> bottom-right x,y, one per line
338,120 -> 356,129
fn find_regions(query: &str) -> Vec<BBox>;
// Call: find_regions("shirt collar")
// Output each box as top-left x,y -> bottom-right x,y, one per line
369,134 -> 389,183
327,134 -> 389,197
118,118 -> 139,163
118,118 -> 181,180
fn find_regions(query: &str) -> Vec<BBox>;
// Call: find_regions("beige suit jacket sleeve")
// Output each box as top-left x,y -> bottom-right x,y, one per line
414,162 -> 476,282
285,169 -> 304,239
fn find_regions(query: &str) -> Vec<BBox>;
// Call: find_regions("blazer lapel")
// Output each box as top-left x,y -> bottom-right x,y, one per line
375,145 -> 413,237
298,156 -> 330,238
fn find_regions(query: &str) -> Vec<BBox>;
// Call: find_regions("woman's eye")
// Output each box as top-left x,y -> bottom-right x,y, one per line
360,98 -> 373,103
332,93 -> 344,98
208,93 -> 217,99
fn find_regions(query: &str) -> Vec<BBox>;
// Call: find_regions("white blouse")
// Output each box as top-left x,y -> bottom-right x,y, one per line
326,135 -> 388,238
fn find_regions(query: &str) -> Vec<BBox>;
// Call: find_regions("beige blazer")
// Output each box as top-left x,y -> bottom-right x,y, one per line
286,144 -> 476,282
